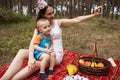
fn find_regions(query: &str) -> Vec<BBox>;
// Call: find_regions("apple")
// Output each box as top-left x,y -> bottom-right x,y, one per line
79,59 -> 85,65
84,61 -> 91,66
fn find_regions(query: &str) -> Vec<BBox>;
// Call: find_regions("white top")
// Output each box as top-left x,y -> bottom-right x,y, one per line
50,20 -> 64,64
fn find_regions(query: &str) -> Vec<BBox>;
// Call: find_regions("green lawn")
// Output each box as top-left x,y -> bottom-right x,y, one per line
0,18 -> 120,65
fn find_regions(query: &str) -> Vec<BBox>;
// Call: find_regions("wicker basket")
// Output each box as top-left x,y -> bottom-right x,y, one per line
78,42 -> 111,76
78,56 -> 111,76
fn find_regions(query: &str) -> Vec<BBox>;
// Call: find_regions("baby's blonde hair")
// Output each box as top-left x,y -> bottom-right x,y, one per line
36,18 -> 49,29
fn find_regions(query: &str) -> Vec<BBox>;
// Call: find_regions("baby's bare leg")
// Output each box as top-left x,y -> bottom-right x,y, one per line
40,54 -> 50,72
1,49 -> 29,80
49,52 -> 56,70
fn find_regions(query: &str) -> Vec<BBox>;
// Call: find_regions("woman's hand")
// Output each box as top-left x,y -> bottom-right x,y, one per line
28,57 -> 38,70
94,6 -> 102,16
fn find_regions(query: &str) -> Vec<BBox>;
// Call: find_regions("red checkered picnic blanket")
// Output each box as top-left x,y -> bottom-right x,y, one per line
0,50 -> 120,80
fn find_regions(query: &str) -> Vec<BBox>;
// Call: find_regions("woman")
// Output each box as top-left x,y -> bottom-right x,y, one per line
1,2 -> 102,80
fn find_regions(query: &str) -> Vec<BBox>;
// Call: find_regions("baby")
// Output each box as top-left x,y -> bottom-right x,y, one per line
34,18 -> 56,80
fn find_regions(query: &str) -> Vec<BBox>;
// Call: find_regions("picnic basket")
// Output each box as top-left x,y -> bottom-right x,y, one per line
78,42 -> 111,76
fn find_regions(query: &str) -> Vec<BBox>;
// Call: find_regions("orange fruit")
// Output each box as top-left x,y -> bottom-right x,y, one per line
95,62 -> 104,68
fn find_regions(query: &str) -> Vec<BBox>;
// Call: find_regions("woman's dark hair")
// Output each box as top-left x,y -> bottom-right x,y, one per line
36,6 -> 48,21
36,3 -> 53,21
36,3 -> 53,28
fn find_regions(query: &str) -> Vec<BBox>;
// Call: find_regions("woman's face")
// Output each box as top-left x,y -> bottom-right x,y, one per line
44,6 -> 55,21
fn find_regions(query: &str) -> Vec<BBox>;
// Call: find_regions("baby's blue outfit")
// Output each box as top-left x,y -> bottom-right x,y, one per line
34,32 -> 51,60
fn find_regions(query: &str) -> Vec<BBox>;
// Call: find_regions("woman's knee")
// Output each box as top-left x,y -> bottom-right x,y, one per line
17,49 -> 29,59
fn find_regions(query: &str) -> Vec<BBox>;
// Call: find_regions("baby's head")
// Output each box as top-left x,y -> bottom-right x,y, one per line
36,18 -> 51,35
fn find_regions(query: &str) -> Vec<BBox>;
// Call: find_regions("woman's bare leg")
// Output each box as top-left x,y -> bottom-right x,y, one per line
1,49 -> 29,80
12,66 -> 39,80
12,53 -> 50,80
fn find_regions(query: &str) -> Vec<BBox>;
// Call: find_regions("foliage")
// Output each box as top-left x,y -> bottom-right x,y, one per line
1,0 -> 120,20
0,8 -> 31,24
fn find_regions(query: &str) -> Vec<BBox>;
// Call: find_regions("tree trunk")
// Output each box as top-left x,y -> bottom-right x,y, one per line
69,0 -> 73,18
28,0 -> 33,15
111,0 -> 114,20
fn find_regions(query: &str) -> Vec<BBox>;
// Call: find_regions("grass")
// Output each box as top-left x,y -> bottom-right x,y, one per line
0,17 -> 120,65
0,17 -> 36,65
62,18 -> 120,59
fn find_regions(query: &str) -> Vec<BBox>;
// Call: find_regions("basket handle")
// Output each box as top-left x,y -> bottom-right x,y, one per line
92,42 -> 98,58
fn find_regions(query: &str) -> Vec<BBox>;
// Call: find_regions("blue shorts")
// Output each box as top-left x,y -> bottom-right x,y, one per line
34,50 -> 46,60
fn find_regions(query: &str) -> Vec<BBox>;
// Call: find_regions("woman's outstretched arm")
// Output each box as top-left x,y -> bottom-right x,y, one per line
59,6 -> 102,27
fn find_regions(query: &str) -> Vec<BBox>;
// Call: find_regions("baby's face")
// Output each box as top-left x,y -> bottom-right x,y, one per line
38,20 -> 51,35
